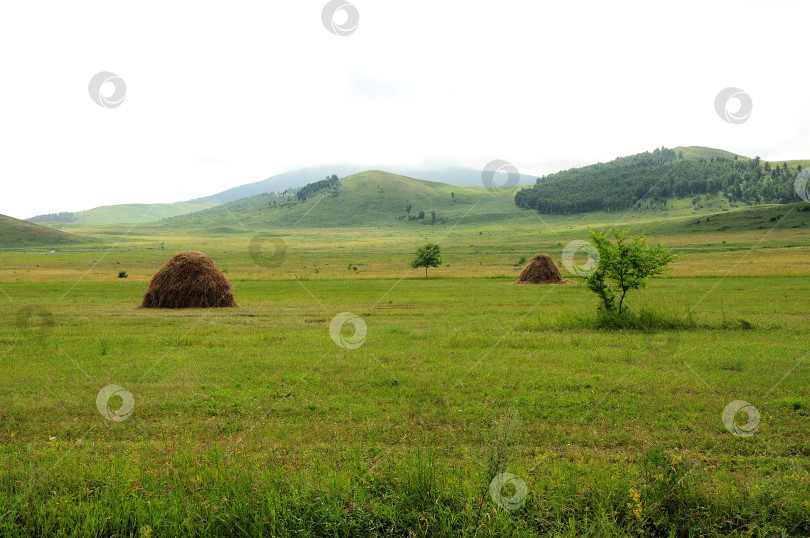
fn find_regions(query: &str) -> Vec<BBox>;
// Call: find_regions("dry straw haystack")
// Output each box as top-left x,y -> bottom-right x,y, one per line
140,251 -> 237,308
514,253 -> 571,284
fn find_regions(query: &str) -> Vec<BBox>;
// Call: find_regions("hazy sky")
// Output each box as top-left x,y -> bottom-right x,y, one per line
2,0 -> 809,219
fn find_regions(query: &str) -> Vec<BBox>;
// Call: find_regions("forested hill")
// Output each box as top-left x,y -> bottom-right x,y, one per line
514,147 -> 803,214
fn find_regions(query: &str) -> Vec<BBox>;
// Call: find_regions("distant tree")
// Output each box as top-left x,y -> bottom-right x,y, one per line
586,229 -> 679,314
411,243 -> 442,278
764,162 -> 771,172
678,150 -> 684,160
406,204 -> 412,214
430,211 -> 437,223
296,175 -> 340,202
418,210 -> 425,219
451,192 -> 455,198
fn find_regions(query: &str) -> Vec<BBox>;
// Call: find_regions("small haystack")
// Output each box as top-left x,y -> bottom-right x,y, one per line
140,251 -> 237,308
514,253 -> 567,284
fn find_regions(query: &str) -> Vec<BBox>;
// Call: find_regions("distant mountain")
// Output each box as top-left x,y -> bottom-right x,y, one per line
0,214 -> 87,248
155,170 -> 534,230
27,166 -> 537,225
27,201 -> 218,226
515,146 -> 806,214
191,165 -> 538,205
151,167 -> 810,235
29,148 -> 803,225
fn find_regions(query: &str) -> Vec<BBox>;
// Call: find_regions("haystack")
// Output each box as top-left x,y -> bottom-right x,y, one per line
140,251 -> 237,308
515,253 -> 566,284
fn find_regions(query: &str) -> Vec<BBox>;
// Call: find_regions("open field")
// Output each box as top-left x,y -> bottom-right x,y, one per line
1,206 -> 809,536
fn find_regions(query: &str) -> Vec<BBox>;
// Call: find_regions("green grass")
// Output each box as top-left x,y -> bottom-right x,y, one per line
1,198 -> 809,536
28,201 -> 220,225
0,214 -> 87,249
2,276 -> 808,535
673,145 -> 748,161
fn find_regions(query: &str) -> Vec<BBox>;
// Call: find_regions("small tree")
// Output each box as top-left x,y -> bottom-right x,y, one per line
411,243 -> 441,278
586,229 -> 679,314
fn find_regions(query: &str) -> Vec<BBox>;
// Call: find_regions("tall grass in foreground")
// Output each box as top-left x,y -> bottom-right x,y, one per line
1,449 -> 807,537
539,307 -> 756,332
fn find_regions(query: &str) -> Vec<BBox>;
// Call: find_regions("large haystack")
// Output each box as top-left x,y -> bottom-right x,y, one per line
515,253 -> 565,284
140,251 -> 237,308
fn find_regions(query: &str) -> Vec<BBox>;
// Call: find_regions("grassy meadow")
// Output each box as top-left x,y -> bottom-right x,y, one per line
1,198 -> 809,536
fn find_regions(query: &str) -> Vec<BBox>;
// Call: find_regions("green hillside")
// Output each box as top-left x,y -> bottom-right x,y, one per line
156,171 -> 531,230
675,145 -> 810,170
673,146 -> 747,161
28,201 -> 219,225
516,147 -> 804,214
0,214 -> 87,248
151,169 -> 810,239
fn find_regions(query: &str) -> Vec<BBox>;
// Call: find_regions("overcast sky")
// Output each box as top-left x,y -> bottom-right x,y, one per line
2,0 -> 809,219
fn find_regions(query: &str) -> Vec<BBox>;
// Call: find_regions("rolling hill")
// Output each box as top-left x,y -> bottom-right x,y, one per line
23,146 -> 807,226
153,171 -> 532,230
189,165 -> 539,205
150,168 -> 810,236
27,166 -> 537,226
515,146 -> 805,214
0,214 -> 87,248
28,201 -> 219,226
673,146 -> 747,161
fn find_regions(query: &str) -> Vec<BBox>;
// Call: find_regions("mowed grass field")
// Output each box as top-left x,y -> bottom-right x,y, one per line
1,216 -> 809,536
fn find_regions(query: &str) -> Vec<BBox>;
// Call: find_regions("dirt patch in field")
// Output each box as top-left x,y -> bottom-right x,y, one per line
140,251 -> 237,308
